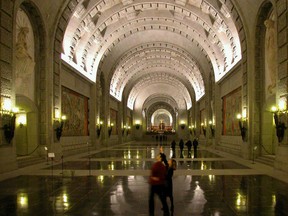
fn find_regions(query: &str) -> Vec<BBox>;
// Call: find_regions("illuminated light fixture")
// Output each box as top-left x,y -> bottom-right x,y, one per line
127,126 -> 131,135
201,123 -> 206,137
189,124 -> 196,135
209,120 -> 215,138
55,113 -> 67,141
180,120 -> 185,129
135,120 -> 141,130
237,108 -> 248,142
17,114 -> 26,128
97,121 -> 103,137
108,123 -> 114,137
271,104 -> 287,143
122,125 -> 126,136
0,99 -> 18,143
188,126 -> 192,135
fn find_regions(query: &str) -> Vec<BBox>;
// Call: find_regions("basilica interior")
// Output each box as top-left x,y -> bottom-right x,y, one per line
0,0 -> 288,215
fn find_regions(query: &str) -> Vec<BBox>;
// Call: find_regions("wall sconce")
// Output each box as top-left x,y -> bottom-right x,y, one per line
180,120 -> 185,129
189,126 -> 192,135
55,115 -> 66,141
0,105 -> 18,143
122,125 -> 126,136
135,120 -> 141,130
17,114 -> 26,128
97,121 -> 103,137
188,125 -> 196,135
127,126 -> 131,135
108,123 -> 114,137
209,121 -> 215,137
271,105 -> 286,142
201,123 -> 206,137
237,113 -> 247,141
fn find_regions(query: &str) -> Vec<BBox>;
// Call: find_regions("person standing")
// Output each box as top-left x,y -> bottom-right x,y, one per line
165,159 -> 177,214
170,140 -> 176,158
185,139 -> 192,158
179,139 -> 184,158
149,153 -> 170,216
193,138 -> 199,158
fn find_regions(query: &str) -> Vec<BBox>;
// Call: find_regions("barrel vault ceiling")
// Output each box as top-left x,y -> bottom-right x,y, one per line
61,0 -> 242,111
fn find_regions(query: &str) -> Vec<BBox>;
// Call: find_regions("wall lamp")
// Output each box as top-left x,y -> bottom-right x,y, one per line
55,115 -> 67,141
0,104 -> 18,143
237,113 -> 247,141
180,120 -> 185,129
188,126 -> 192,135
209,121 -> 215,137
17,114 -> 26,128
189,125 -> 196,135
108,123 -> 114,137
97,121 -> 103,137
127,126 -> 131,135
271,105 -> 286,142
135,120 -> 141,130
122,125 -> 126,136
201,123 -> 206,137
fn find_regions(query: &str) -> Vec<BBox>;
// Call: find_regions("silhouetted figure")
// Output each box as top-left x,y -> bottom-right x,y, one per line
165,159 -> 176,214
179,139 -> 184,158
185,140 -> 192,158
149,153 -> 170,216
193,138 -> 199,158
170,140 -> 176,158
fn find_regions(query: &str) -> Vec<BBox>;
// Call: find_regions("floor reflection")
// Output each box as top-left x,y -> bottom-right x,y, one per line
0,175 -> 287,215
87,149 -> 221,159
1,142 -> 288,215
46,160 -> 249,171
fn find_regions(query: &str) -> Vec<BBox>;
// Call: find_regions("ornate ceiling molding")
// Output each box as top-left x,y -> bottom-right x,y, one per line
60,0 -> 243,110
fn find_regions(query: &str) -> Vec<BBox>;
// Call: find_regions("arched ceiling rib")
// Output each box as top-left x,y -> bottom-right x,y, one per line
126,72 -> 192,110
61,0 -> 242,111
62,0 -> 242,81
143,94 -> 179,112
134,83 -> 187,110
110,42 -> 204,103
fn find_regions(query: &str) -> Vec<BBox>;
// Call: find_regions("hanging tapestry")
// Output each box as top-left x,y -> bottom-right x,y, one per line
222,87 -> 242,136
61,86 -> 89,136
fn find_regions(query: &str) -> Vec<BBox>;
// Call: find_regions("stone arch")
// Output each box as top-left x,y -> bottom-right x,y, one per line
255,1 -> 275,156
14,2 -> 47,154
147,102 -> 176,130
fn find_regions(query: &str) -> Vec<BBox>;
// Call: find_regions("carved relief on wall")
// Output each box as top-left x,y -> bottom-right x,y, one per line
61,87 -> 89,136
264,10 -> 277,98
15,9 -> 35,101
222,87 -> 242,136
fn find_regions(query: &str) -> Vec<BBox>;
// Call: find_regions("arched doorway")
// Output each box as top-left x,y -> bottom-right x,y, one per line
15,95 -> 39,156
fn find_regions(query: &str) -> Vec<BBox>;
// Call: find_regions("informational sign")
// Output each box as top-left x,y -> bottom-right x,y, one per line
48,153 -> 55,158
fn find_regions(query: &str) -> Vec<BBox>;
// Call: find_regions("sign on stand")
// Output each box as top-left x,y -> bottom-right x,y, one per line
48,153 -> 55,158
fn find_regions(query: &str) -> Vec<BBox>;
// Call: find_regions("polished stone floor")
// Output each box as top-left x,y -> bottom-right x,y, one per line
1,141 -> 288,216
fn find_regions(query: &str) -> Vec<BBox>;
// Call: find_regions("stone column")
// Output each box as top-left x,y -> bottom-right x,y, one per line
275,0 -> 288,172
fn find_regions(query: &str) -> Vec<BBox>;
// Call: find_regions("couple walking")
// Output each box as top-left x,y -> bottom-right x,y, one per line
149,147 -> 177,216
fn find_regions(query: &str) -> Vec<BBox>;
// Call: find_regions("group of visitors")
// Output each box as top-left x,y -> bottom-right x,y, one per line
171,138 -> 199,158
148,138 -> 199,215
149,147 -> 177,216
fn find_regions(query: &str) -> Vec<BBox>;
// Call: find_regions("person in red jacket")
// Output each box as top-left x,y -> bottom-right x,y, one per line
149,153 -> 170,216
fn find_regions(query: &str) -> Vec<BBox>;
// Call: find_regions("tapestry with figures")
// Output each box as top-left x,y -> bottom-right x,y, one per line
222,87 -> 242,136
61,86 -> 89,136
